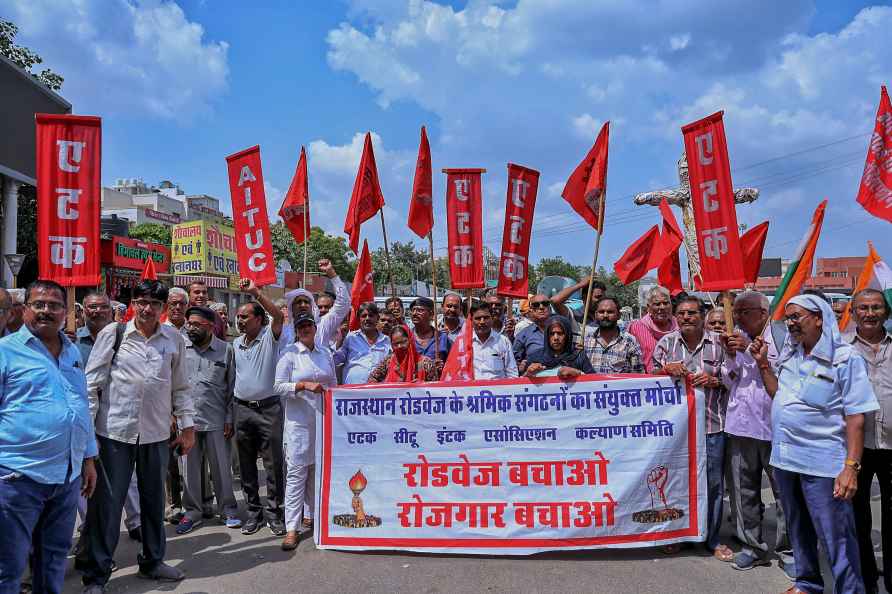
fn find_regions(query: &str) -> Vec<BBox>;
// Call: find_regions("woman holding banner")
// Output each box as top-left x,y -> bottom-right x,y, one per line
523,315 -> 594,379
368,325 -> 438,383
274,312 -> 336,551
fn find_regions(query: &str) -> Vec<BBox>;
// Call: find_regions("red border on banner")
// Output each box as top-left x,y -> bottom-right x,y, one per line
319,374 -> 699,548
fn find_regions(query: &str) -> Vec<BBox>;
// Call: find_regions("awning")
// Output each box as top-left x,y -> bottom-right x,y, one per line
173,275 -> 228,289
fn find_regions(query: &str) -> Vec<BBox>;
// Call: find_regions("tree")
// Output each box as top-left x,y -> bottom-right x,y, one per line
597,267 -> 640,311
128,223 -> 171,246
15,184 -> 38,287
0,20 -> 63,90
271,223 -> 356,280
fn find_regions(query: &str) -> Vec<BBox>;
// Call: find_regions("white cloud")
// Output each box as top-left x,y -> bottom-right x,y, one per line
5,0 -> 229,120
572,113 -> 601,140
669,33 -> 691,51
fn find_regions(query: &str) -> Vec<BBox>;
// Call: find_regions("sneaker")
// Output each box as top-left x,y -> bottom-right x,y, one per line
240,517 -> 263,535
166,509 -> 184,525
732,551 -> 771,570
268,518 -> 286,537
175,517 -> 202,535
779,559 -> 797,582
224,516 -> 242,529
137,561 -> 184,582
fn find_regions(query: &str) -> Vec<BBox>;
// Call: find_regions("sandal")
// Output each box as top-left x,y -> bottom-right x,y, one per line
302,518 -> 314,529
713,544 -> 734,562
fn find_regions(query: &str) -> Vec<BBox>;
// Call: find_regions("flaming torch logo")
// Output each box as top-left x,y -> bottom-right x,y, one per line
333,468 -> 382,528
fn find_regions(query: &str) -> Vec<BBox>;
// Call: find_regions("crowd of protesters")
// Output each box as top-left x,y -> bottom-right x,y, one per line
0,263 -> 889,594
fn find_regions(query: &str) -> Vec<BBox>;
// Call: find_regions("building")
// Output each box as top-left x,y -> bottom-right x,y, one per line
754,256 -> 865,295
0,53 -> 71,287
184,194 -> 231,225
100,236 -> 170,301
101,183 -> 185,227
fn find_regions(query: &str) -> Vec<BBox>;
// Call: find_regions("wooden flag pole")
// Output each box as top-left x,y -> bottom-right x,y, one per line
302,209 -> 309,288
428,231 -> 440,362
66,289 -> 76,334
722,290 -> 734,334
379,210 -> 396,296
580,191 -> 607,342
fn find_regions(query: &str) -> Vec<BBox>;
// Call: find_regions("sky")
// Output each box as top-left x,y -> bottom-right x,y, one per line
4,0 -> 892,271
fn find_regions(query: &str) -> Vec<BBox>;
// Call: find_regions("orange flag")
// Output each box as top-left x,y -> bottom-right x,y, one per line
562,121 -> 609,231
123,256 -> 159,322
348,240 -> 375,330
407,126 -> 433,238
343,132 -> 385,253
770,200 -> 827,320
279,146 -> 310,243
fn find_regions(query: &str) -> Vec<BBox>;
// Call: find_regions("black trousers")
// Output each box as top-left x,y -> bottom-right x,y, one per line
854,447 -> 892,593
77,436 -> 169,586
235,398 -> 284,522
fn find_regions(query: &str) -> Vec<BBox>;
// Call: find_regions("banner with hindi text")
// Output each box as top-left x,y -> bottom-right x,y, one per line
444,169 -> 485,289
225,146 -> 276,286
315,375 -> 705,554
497,163 -> 539,298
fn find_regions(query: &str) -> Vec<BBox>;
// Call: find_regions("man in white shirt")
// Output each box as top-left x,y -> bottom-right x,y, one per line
469,302 -> 518,380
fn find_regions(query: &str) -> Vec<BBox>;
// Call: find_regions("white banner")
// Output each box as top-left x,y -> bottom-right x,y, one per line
315,375 -> 705,554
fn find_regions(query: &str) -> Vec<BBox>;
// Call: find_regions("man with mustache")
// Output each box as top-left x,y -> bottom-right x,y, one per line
437,293 -> 464,342
164,288 -> 188,333
848,288 -> 892,594
0,280 -> 97,594
630,286 -> 678,372
175,306 -> 239,534
188,282 -> 226,340
334,302 -> 390,385
513,294 -> 552,374
80,280 -> 195,589
583,296 -> 644,374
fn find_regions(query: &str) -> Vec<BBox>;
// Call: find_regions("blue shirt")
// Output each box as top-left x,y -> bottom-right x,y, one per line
75,325 -> 98,365
512,323 -> 545,364
0,326 -> 98,484
334,330 -> 391,385
414,329 -> 450,361
770,343 -> 879,478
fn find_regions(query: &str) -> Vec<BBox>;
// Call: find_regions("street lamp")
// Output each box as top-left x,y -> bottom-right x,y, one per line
4,254 -> 25,289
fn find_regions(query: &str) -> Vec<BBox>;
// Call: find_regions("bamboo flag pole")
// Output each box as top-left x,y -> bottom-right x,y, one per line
302,209 -> 309,288
428,231 -> 440,361
379,210 -> 396,296
580,189 -> 607,342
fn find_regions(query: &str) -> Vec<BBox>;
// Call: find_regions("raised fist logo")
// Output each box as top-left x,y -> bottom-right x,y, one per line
647,465 -> 669,509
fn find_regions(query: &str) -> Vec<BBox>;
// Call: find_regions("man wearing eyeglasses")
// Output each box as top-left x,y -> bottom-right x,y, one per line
849,288 -> 892,594
512,294 -> 551,374
0,280 -> 98,594
79,280 -> 195,590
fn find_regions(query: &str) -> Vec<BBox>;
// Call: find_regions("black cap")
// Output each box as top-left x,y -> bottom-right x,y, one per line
185,306 -> 216,323
293,312 -> 316,327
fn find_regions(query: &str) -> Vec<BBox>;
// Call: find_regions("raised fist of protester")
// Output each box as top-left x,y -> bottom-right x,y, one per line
238,278 -> 260,297
318,259 -> 337,279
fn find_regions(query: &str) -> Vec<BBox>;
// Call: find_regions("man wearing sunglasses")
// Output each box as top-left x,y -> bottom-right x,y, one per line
80,280 -> 195,590
512,294 -> 551,374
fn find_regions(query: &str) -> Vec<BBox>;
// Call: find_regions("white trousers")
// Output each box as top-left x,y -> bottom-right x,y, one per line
284,440 -> 315,531
77,469 -> 140,531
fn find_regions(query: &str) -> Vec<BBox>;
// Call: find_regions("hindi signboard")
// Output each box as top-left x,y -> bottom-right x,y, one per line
316,375 -> 705,554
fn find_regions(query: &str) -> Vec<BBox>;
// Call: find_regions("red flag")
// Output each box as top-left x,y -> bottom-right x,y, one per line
613,225 -> 662,285
657,198 -> 685,294
562,121 -> 609,231
36,114 -> 102,286
440,316 -> 474,382
225,145 -> 277,286
740,221 -> 770,285
444,168 -> 485,289
497,163 -> 540,298
348,240 -> 375,331
407,126 -> 433,238
344,132 -> 386,253
279,146 -> 310,243
857,86 -> 892,223
682,111 -> 745,290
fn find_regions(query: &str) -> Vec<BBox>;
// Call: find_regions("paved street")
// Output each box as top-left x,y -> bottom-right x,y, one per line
61,478 -> 887,594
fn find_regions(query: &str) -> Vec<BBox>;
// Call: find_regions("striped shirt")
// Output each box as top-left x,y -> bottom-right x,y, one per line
652,330 -> 728,434
583,326 -> 645,374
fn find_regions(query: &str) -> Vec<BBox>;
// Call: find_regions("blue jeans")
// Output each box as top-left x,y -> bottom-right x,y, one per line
705,432 -> 726,551
774,467 -> 865,594
0,466 -> 80,594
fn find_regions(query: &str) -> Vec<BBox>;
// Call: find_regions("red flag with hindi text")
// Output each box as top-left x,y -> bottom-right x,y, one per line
279,146 -> 310,243
682,111 -> 745,290
407,126 -> 434,238
740,221 -> 770,285
497,163 -> 539,298
36,114 -> 102,286
226,145 -> 277,286
344,132 -> 385,253
440,316 -> 474,381
445,169 -> 485,289
348,239 -> 375,331
562,121 -> 609,231
856,86 -> 892,223
613,225 -> 663,285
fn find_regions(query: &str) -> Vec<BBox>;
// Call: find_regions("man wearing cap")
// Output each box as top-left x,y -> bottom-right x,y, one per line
752,294 -> 879,594
175,306 -> 239,535
232,279 -> 285,537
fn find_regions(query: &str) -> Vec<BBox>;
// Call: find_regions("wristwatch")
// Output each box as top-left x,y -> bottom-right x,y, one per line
845,459 -> 862,472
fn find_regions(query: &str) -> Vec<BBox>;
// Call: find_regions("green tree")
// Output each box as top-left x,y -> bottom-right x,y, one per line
15,185 -> 38,287
0,20 -> 63,90
271,223 -> 356,280
597,267 -> 640,310
128,223 -> 171,246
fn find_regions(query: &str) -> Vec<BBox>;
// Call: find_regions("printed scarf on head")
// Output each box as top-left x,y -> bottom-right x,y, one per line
779,294 -> 847,363
385,325 -> 419,382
